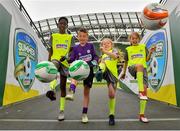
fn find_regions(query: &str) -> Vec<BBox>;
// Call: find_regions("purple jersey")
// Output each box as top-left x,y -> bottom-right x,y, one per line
69,42 -> 99,66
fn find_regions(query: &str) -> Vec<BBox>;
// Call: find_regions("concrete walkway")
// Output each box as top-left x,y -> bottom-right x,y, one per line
0,87 -> 180,130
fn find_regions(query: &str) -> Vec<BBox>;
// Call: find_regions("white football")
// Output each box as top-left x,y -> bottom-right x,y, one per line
69,60 -> 90,81
141,3 -> 168,30
35,61 -> 58,83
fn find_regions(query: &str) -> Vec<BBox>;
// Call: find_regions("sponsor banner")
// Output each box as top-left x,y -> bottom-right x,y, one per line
145,31 -> 167,92
14,29 -> 38,92
0,1 -> 49,106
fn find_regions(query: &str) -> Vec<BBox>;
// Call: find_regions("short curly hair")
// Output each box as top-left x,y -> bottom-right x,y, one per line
58,17 -> 68,23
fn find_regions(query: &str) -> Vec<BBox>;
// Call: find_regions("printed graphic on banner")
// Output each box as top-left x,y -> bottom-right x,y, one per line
14,29 -> 38,92
146,30 -> 167,92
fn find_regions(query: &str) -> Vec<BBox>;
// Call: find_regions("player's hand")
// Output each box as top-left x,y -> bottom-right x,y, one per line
46,90 -> 56,101
60,56 -> 67,62
89,60 -> 97,67
91,60 -> 99,73
91,60 -> 98,66
100,46 -> 106,53
95,69 -> 103,82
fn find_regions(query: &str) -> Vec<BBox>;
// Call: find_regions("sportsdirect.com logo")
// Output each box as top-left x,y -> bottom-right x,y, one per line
14,28 -> 38,92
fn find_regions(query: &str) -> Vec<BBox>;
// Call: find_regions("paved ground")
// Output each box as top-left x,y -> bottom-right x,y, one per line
0,86 -> 180,130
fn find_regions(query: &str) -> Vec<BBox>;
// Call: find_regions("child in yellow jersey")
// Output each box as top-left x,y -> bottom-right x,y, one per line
47,17 -> 74,121
120,32 -> 155,123
99,38 -> 119,126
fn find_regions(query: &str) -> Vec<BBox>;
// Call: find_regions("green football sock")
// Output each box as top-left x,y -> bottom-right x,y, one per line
140,99 -> 147,115
137,72 -> 144,92
109,98 -> 116,115
60,97 -> 65,111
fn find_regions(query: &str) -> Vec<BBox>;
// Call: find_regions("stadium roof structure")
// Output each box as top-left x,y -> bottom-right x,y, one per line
15,0 -> 167,49
34,12 -> 144,47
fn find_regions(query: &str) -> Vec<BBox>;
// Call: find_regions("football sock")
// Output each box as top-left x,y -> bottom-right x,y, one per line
70,84 -> 76,93
50,79 -> 57,90
140,99 -> 147,115
109,98 -> 115,115
137,72 -> 144,92
82,107 -> 88,114
60,97 -> 65,111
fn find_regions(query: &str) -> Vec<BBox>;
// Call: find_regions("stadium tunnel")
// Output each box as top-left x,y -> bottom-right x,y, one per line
0,0 -> 180,130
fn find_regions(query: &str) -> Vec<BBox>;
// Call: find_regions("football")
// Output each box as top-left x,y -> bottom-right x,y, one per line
34,61 -> 58,83
141,3 -> 168,30
69,60 -> 90,81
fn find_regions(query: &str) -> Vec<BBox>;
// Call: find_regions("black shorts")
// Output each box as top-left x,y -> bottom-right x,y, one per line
51,59 -> 69,77
128,65 -> 148,86
103,68 -> 118,88
83,67 -> 94,88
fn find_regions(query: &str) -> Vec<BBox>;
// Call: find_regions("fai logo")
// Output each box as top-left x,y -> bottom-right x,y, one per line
14,29 -> 38,92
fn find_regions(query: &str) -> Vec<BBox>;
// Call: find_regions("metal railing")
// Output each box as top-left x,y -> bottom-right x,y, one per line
34,12 -> 144,44
13,0 -> 49,49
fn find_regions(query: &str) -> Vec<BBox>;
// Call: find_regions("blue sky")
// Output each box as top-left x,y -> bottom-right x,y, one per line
20,0 -> 160,21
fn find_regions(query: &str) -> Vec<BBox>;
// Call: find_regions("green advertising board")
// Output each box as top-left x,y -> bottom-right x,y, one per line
169,7 -> 180,107
0,4 -> 12,106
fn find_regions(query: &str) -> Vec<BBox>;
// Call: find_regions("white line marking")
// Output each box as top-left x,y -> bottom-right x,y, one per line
0,118 -> 180,122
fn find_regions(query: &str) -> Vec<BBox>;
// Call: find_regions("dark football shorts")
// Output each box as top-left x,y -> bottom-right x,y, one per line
51,59 -> 69,77
83,67 -> 94,88
128,65 -> 148,86
103,68 -> 118,89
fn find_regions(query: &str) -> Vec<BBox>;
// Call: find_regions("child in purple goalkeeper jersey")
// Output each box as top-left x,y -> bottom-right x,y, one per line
66,28 -> 99,123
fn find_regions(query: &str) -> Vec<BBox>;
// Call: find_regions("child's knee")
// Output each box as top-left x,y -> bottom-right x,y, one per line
71,79 -> 77,85
109,91 -> 115,98
136,64 -> 144,71
109,94 -> 115,99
